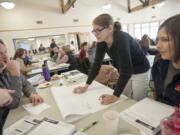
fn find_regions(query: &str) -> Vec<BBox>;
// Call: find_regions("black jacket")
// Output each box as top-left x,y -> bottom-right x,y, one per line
87,31 -> 150,97
152,59 -> 180,106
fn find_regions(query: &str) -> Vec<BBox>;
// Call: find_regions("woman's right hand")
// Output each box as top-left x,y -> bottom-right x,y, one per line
73,85 -> 89,94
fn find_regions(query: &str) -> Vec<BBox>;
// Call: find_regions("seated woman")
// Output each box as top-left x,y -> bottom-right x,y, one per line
57,46 -> 78,70
79,42 -> 89,60
38,44 -> 46,53
14,48 -> 37,75
139,34 -> 150,55
152,14 -> 180,106
23,50 -> 32,66
51,46 -> 59,62
56,47 -> 69,64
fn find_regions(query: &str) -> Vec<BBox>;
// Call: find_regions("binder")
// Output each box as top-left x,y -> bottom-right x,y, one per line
119,98 -> 174,135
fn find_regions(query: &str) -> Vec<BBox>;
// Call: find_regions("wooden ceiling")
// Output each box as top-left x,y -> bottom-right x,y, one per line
128,0 -> 165,13
60,0 -> 165,14
60,0 -> 76,13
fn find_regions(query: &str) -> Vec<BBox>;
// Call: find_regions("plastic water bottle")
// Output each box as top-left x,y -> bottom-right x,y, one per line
42,60 -> 51,81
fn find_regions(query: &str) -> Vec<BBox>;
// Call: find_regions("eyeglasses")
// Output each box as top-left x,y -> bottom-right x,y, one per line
91,27 -> 106,35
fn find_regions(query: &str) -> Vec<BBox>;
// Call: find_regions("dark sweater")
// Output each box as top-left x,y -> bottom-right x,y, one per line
86,31 -> 150,97
152,59 -> 180,106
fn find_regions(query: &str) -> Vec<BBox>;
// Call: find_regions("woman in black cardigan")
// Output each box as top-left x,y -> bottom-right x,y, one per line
74,14 -> 150,105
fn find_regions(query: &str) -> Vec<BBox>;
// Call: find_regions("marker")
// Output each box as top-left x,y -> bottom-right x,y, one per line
15,128 -> 23,133
135,119 -> 155,130
80,121 -> 98,132
24,120 -> 37,125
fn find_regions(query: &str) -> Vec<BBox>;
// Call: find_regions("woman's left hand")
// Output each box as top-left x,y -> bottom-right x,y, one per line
29,93 -> 44,106
99,94 -> 119,105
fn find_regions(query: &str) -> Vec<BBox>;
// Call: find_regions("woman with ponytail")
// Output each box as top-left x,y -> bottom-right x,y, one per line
74,14 -> 150,104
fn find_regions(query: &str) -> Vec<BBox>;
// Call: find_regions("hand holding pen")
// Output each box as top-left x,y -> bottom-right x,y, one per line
99,94 -> 119,105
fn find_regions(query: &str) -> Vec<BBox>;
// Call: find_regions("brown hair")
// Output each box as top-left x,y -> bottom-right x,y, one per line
158,14 -> 180,62
140,34 -> 150,49
93,14 -> 113,28
80,42 -> 88,49
14,48 -> 25,59
114,21 -> 122,31
0,39 -> 5,45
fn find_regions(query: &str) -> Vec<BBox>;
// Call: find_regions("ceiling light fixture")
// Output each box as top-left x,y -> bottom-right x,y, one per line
102,3 -> 111,10
28,38 -> 35,41
0,0 -> 15,9
156,2 -> 165,8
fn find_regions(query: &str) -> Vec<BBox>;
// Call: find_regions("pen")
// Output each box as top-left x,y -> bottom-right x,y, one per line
135,119 -> 155,130
15,128 -> 23,133
24,120 -> 37,125
80,121 -> 98,132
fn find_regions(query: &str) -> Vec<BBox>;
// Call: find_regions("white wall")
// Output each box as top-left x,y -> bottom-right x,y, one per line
0,0 -> 180,56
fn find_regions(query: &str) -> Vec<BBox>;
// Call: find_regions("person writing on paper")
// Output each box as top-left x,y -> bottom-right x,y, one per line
152,14 -> 180,106
0,40 -> 43,133
0,40 -> 43,105
74,14 -> 150,104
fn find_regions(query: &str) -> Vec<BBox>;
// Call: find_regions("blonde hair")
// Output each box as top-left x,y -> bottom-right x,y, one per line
62,45 -> 71,53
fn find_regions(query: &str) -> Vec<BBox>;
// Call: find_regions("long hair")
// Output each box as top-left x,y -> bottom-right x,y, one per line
158,14 -> 180,62
0,39 -> 5,45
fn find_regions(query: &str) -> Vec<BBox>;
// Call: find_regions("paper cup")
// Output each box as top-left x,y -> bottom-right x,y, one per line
102,110 -> 119,135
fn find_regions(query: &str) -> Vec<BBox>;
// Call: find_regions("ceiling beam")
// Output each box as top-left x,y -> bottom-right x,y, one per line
60,0 -> 77,14
128,0 -> 164,13
127,0 -> 131,13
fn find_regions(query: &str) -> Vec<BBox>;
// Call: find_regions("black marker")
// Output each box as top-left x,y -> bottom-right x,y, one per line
135,119 -> 155,130
15,128 -> 23,133
24,120 -> 37,125
80,121 -> 98,132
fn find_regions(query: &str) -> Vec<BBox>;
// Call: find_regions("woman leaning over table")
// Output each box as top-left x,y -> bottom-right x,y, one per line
151,14 -> 180,106
73,13 -> 150,105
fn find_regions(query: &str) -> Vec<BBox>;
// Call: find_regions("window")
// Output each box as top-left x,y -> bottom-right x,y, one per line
122,24 -> 128,32
150,22 -> 159,39
141,23 -> 149,36
134,24 -> 141,39
134,21 -> 162,40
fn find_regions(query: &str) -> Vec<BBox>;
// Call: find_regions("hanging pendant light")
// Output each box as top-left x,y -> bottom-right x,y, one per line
0,0 -> 15,9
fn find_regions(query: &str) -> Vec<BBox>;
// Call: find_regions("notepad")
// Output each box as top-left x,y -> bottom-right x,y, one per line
4,116 -> 39,135
27,74 -> 45,86
51,81 -> 128,123
119,98 -> 174,135
4,115 -> 75,135
28,121 -> 75,135
23,103 -> 50,115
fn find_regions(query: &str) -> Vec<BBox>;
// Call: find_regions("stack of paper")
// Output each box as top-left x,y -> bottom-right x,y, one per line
27,74 -> 45,86
119,98 -> 174,135
4,116 -> 75,135
60,70 -> 87,86
28,121 -> 75,135
4,116 -> 40,135
51,81 -> 128,123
